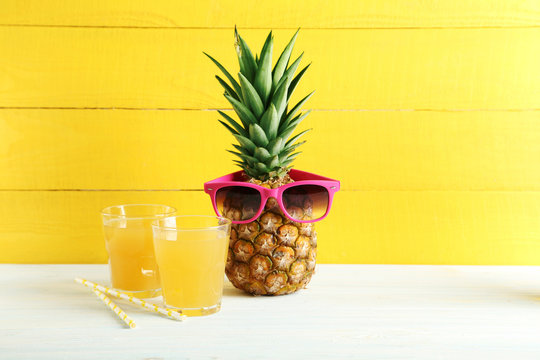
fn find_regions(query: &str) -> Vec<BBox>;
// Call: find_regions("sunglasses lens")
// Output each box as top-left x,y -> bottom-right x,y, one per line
215,186 -> 261,221
283,185 -> 329,221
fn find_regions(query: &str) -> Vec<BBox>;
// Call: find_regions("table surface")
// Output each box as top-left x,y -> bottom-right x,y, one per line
2,264 -> 540,359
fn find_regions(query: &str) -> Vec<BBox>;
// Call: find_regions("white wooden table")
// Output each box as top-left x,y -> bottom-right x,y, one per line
2,265 -> 540,359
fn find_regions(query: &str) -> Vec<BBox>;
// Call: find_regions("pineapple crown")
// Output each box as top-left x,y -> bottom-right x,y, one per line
205,28 -> 313,181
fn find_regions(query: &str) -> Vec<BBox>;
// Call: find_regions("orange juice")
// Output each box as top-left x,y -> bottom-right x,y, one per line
104,218 -> 161,297
153,219 -> 230,316
101,205 -> 175,298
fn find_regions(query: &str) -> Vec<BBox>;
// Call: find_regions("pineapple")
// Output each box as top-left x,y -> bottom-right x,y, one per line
205,29 -> 315,295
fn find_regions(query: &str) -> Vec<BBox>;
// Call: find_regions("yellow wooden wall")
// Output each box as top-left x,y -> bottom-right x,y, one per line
1,1 -> 539,264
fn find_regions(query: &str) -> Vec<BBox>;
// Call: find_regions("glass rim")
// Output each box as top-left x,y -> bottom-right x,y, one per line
151,215 -> 231,231
101,204 -> 177,220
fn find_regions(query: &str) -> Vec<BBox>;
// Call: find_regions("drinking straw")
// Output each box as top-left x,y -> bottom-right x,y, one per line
75,278 -> 186,321
91,288 -> 137,329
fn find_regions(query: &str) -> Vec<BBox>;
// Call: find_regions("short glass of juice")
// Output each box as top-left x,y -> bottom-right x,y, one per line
152,215 -> 231,316
101,204 -> 176,298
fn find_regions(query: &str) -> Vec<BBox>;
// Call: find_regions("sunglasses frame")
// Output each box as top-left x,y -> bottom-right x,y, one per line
204,169 -> 340,224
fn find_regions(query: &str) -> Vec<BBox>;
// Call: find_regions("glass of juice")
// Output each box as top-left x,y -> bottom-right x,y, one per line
101,204 -> 176,298
152,215 -> 231,316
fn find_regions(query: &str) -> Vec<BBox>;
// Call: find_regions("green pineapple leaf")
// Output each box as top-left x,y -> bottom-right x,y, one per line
215,75 -> 240,101
281,153 -> 300,167
284,140 -> 306,153
269,155 -> 280,168
279,110 -> 311,133
249,123 -> 269,146
254,32 -> 273,104
244,167 -> 259,177
204,52 -> 243,97
259,31 -> 273,64
234,28 -> 257,82
272,29 -> 299,87
238,72 -> 264,118
285,151 -> 302,162
268,137 -> 284,155
272,77 -> 290,121
233,134 -> 256,153
285,128 -> 311,146
259,104 -> 279,140
282,91 -> 314,127
255,162 -> 270,172
238,153 -> 258,165
232,143 -> 249,155
218,110 -> 248,136
254,147 -> 272,162
224,94 -> 257,128
278,113 -> 301,133
273,53 -> 303,97
233,160 -> 248,169
280,141 -> 306,160
281,159 -> 293,167
227,150 -> 243,159
287,63 -> 311,100
219,120 -> 239,136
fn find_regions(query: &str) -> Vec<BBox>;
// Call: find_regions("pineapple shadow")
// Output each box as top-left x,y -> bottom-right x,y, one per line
222,282 -> 252,297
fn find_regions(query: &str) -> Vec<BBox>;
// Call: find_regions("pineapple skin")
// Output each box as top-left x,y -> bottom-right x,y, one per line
223,176 -> 317,296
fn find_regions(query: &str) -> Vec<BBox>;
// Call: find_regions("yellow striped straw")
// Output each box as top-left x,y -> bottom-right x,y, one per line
91,288 -> 137,329
75,278 -> 186,321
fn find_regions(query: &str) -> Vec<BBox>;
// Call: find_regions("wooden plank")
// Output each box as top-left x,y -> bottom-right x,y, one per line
1,109 -> 539,191
1,0 -> 539,28
0,191 -> 214,264
1,190 -> 540,265
0,28 -> 538,109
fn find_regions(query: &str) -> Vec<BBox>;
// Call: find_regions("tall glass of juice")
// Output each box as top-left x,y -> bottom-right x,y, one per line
101,204 -> 176,298
152,215 -> 231,316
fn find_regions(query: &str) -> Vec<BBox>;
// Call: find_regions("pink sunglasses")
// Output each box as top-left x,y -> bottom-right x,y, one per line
204,169 -> 340,224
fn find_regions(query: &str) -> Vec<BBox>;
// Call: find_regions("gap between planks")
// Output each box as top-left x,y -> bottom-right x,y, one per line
0,107 -> 538,112
3,189 -> 540,192
0,24 -> 538,30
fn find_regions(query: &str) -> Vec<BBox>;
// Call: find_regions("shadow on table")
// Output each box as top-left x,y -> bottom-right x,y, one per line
222,282 -> 252,298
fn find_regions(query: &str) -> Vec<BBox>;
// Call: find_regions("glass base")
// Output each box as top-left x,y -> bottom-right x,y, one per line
165,302 -> 221,317
114,288 -> 162,299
